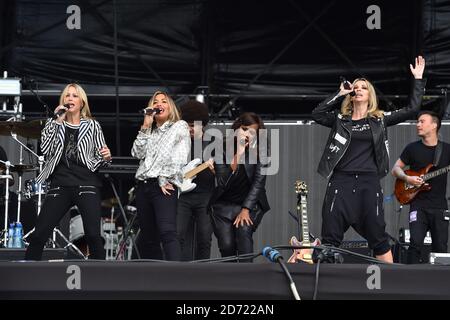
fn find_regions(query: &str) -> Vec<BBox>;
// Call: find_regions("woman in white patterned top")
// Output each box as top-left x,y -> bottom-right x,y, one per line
132,91 -> 190,261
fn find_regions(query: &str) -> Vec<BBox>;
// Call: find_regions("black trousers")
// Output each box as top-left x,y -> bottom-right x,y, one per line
177,192 -> 213,261
408,207 -> 449,264
25,185 -> 105,260
210,202 -> 257,262
135,179 -> 180,261
321,172 -> 391,256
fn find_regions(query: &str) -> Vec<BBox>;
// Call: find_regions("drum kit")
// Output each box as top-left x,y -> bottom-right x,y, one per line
0,119 -> 46,247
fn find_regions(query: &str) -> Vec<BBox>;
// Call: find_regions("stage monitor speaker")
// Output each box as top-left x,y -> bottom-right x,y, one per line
0,248 -> 67,261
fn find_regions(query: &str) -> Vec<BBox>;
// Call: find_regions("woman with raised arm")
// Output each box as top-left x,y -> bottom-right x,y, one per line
312,56 -> 426,263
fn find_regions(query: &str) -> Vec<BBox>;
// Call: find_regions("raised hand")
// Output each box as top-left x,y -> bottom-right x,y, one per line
339,81 -> 354,97
53,105 -> 69,123
142,108 -> 155,129
410,56 -> 425,79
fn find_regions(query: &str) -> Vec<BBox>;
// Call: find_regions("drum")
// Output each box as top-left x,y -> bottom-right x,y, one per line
24,179 -> 48,199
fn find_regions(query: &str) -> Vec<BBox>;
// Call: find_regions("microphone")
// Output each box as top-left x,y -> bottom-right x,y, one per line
52,104 -> 72,119
262,246 -> 283,262
142,108 -> 162,116
339,76 -> 355,97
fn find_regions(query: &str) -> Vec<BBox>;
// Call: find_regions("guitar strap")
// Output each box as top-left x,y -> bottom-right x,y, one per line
433,140 -> 443,167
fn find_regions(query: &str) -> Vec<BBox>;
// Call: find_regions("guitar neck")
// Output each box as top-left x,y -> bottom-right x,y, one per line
184,162 -> 210,179
423,164 -> 450,181
300,194 -> 310,245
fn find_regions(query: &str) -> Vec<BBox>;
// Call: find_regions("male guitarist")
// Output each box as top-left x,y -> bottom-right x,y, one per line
177,100 -> 215,261
392,110 -> 450,263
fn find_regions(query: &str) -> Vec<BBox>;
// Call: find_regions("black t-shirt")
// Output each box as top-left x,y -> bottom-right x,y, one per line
51,123 -> 102,187
400,140 -> 450,209
189,139 -> 215,194
219,164 -> 251,205
335,118 -> 378,173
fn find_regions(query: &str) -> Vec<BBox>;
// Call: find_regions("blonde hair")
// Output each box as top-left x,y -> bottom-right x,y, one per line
147,91 -> 181,122
340,78 -> 383,118
59,83 -> 93,119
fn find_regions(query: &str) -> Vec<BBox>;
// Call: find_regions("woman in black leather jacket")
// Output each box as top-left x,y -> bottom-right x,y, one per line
312,56 -> 426,263
209,112 -> 270,261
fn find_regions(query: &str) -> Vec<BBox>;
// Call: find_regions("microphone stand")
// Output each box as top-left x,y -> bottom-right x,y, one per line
27,79 -> 52,118
0,160 -> 13,247
103,174 -> 140,259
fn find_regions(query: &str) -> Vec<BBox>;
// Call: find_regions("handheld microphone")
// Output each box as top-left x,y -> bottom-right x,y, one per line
142,108 -> 162,116
262,246 -> 283,262
339,76 -> 355,97
52,104 -> 72,119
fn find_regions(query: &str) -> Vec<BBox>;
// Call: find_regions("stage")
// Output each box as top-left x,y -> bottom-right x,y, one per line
1,260 -> 450,300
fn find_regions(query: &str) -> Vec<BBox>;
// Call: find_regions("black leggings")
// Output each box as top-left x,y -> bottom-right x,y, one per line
25,185 -> 105,260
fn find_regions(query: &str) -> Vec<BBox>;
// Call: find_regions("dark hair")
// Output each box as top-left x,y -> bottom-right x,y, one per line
179,100 -> 209,126
229,112 -> 266,157
418,110 -> 441,131
231,112 -> 265,131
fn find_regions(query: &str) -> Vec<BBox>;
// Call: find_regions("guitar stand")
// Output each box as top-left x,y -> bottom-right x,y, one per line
103,173 -> 140,259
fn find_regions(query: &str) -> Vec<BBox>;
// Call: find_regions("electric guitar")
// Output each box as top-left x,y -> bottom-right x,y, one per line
180,158 -> 212,193
394,163 -> 450,205
287,180 -> 321,264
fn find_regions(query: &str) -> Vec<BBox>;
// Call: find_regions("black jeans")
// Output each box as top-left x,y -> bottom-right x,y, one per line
210,202 -> 256,262
177,192 -> 213,261
25,185 -> 105,260
135,179 -> 180,261
408,207 -> 449,264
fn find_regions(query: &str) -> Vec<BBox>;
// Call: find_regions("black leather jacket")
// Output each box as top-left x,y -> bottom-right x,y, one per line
312,79 -> 426,179
209,151 -> 270,216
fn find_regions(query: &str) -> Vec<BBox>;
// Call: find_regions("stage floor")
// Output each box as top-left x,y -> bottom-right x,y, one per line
1,260 -> 450,300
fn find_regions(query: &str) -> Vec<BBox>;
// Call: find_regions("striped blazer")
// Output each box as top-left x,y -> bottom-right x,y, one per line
36,118 -> 109,183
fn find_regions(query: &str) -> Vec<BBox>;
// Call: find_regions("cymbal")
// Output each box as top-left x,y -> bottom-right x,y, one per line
0,119 -> 45,139
0,163 -> 38,173
101,198 -> 119,208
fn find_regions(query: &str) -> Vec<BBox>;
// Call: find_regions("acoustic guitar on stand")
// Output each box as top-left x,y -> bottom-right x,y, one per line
394,163 -> 450,205
287,180 -> 321,264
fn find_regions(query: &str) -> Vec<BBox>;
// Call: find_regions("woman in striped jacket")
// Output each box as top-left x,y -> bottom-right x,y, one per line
25,83 -> 111,261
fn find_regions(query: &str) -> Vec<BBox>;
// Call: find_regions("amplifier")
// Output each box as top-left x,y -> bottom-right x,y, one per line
340,241 -> 372,263
429,253 -> 450,265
